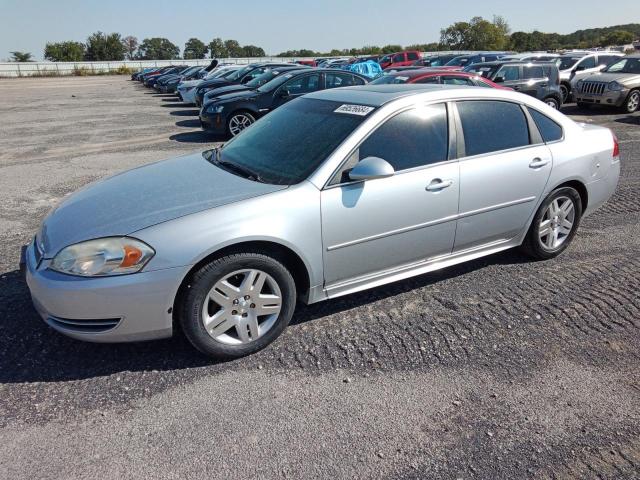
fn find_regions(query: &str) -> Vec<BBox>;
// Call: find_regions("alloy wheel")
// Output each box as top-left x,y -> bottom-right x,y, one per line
546,99 -> 559,109
627,91 -> 640,113
229,114 -> 254,136
201,269 -> 282,345
538,196 -> 575,250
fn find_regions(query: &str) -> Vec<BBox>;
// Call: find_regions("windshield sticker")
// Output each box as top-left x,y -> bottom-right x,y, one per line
334,104 -> 375,116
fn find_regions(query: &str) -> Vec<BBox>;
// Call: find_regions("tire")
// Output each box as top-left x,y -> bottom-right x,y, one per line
521,187 -> 582,260
560,83 -> 570,104
180,252 -> 297,359
623,89 -> 640,114
543,97 -> 560,110
227,111 -> 256,137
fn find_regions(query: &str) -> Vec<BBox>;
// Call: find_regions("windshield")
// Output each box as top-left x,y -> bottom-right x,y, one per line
245,69 -> 288,88
210,98 -> 372,185
463,64 -> 499,78
605,57 -> 640,74
227,65 -> 255,81
555,56 -> 582,70
445,56 -> 470,67
370,74 -> 411,84
380,55 -> 391,63
256,72 -> 295,93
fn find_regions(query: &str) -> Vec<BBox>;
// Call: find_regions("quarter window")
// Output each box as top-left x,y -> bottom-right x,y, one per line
357,104 -> 449,172
457,101 -> 530,156
528,108 -> 563,143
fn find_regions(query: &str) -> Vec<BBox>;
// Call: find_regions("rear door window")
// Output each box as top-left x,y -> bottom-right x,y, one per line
442,75 -> 475,86
578,56 -> 596,69
496,65 -> 520,81
325,72 -> 355,88
393,53 -> 405,63
407,52 -> 420,61
523,66 -> 544,79
456,101 -> 530,157
415,76 -> 440,84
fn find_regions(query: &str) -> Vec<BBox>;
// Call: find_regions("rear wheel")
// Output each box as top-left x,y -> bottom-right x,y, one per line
180,252 -> 296,359
227,111 -> 256,137
521,187 -> 582,260
623,89 -> 640,114
544,97 -> 560,110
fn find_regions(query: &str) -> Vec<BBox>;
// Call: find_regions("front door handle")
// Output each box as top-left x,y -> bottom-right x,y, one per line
426,179 -> 454,191
529,158 -> 549,169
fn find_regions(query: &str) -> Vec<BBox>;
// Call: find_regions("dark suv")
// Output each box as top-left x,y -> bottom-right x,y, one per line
464,61 -> 563,109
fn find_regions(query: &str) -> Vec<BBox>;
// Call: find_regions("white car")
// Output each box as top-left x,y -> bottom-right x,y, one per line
556,52 -> 624,102
177,66 -> 243,104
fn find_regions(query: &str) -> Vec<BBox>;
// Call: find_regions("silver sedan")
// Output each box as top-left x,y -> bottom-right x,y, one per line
23,85 -> 620,358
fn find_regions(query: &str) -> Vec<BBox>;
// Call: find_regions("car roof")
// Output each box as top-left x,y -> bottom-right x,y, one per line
383,69 -> 477,78
305,84 -> 469,107
468,61 -> 557,67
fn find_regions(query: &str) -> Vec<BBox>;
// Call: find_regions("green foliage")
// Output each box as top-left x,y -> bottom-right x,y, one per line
224,39 -> 243,57
44,41 -> 85,62
406,43 -> 440,52
208,38 -> 227,58
10,51 -> 33,62
85,32 -> 126,61
440,16 -> 510,50
380,44 -> 403,54
509,24 -> 640,51
241,45 -> 266,57
138,37 -> 180,60
602,30 -> 634,46
183,38 -> 208,59
122,36 -> 138,60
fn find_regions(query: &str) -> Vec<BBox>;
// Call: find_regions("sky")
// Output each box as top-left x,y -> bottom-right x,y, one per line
1,0 -> 638,60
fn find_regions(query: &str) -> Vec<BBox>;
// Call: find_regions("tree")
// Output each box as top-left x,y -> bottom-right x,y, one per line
381,44 -> 403,54
44,41 -> 85,61
10,51 -> 32,62
241,45 -> 265,57
440,16 -> 510,50
208,38 -> 227,58
602,30 -> 634,46
183,38 -> 208,59
85,32 -> 126,61
224,39 -> 243,57
122,36 -> 138,60
137,37 -> 180,60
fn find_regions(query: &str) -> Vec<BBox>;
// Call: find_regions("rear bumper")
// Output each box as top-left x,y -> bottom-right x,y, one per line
24,241 -> 190,343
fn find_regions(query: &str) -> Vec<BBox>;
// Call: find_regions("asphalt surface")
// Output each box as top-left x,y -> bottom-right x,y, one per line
0,76 -> 639,479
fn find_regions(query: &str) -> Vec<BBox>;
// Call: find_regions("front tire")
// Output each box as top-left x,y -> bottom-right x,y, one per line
180,252 -> 297,359
560,83 -> 570,104
623,89 -> 640,114
521,187 -> 582,260
544,97 -> 560,110
227,111 -> 256,137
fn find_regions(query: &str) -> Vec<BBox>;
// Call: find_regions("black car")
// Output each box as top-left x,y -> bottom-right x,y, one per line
144,66 -> 187,87
201,65 -> 309,105
464,61 -> 563,109
194,63 -> 293,107
156,66 -> 203,93
412,54 -> 459,67
199,69 -> 368,137
139,66 -> 175,83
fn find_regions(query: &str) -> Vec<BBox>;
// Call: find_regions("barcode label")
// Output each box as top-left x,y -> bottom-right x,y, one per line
334,104 -> 375,116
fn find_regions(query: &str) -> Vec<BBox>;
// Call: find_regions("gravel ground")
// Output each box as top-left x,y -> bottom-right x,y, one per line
0,76 -> 639,479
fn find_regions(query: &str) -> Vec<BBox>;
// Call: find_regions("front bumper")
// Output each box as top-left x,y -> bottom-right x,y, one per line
199,111 -> 227,134
24,241 -> 190,343
575,89 -> 628,107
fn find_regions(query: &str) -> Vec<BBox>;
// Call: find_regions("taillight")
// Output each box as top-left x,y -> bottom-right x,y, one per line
612,132 -> 620,158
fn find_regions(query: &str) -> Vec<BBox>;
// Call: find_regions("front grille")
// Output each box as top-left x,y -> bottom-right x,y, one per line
47,316 -> 121,333
579,81 -> 607,96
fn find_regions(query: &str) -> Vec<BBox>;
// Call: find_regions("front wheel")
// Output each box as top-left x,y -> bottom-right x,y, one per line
623,89 -> 640,114
544,97 -> 560,110
521,187 -> 582,260
560,84 -> 570,104
180,252 -> 297,359
227,111 -> 256,137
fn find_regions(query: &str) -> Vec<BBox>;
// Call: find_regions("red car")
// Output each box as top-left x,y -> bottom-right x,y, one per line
378,50 -> 422,69
370,69 -> 512,89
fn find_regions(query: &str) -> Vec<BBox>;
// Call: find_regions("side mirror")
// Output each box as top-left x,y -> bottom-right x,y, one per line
349,157 -> 395,181
278,88 -> 290,98
494,76 -> 505,83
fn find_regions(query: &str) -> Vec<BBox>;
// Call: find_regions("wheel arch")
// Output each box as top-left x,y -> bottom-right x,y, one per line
173,240 -> 313,327
550,179 -> 589,212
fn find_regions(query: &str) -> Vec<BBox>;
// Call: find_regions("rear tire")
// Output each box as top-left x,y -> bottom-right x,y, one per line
180,252 -> 297,359
521,187 -> 582,260
560,83 -> 570,104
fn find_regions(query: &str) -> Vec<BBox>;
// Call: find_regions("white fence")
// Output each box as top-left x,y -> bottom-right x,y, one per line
0,58 -> 308,77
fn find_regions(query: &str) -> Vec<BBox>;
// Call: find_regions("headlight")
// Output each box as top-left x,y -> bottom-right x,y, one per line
608,81 -> 623,91
50,237 -> 155,277
206,104 -> 224,114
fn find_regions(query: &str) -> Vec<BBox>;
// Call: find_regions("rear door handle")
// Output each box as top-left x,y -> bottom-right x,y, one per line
426,179 -> 454,191
529,158 -> 549,169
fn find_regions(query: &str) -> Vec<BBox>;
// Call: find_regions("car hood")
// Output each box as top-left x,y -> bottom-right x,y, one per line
200,78 -> 232,90
204,84 -> 251,100
208,90 -> 260,106
39,152 -> 287,256
583,71 -> 640,84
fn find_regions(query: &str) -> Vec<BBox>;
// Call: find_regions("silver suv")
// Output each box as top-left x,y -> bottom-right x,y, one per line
574,55 -> 640,113
556,52 -> 624,102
